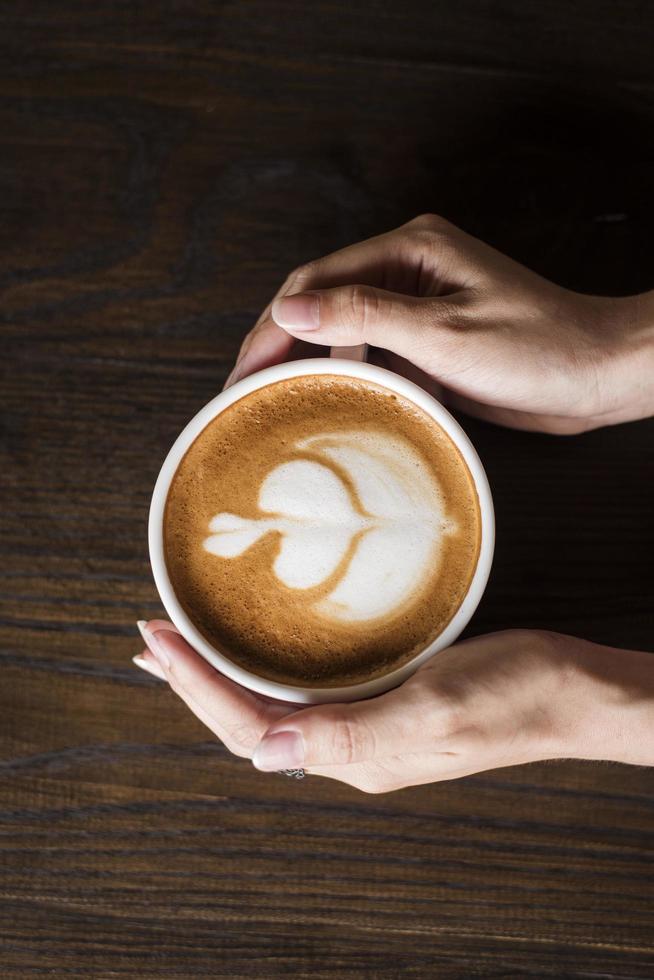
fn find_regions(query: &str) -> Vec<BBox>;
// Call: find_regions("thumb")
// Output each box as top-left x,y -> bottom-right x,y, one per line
251,681 -> 442,771
271,285 -> 459,363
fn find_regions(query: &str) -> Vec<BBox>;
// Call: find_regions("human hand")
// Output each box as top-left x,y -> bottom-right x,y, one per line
225,214 -> 654,433
134,622 -> 654,793
134,620 -> 298,756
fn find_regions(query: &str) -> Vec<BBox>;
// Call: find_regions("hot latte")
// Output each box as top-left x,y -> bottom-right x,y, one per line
164,375 -> 481,686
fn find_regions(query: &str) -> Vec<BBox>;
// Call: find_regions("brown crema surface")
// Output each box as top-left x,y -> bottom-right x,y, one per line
164,375 -> 481,686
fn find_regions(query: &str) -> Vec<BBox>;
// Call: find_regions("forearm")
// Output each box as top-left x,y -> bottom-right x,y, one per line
561,638 -> 654,766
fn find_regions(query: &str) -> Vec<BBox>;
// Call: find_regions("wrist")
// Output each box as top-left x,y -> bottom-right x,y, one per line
597,291 -> 654,425
553,637 -> 654,766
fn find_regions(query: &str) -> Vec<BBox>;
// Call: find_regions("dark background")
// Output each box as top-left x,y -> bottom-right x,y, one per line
1,2 -> 653,976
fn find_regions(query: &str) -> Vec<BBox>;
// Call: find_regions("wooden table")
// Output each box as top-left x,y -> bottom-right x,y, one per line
2,2 -> 653,975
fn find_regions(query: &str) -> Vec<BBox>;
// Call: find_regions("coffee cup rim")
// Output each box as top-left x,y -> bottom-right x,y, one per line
148,357 -> 495,704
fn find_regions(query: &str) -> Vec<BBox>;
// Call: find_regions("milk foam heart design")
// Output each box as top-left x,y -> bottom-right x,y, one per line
203,431 -> 456,623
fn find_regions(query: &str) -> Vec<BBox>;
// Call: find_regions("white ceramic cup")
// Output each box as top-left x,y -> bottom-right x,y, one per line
149,357 -> 494,704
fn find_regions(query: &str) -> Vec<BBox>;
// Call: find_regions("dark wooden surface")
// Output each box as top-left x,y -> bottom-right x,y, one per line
1,2 -> 654,976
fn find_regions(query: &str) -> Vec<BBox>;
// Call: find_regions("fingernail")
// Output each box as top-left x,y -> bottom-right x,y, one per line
136,620 -> 171,670
252,731 -> 305,772
132,654 -> 166,681
271,293 -> 319,331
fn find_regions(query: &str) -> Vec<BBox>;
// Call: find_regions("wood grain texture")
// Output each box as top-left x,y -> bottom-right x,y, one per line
1,1 -> 653,976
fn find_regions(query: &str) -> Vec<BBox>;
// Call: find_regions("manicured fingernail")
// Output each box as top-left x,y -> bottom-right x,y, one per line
136,620 -> 171,669
132,654 -> 166,681
272,293 -> 319,331
252,731 -> 305,772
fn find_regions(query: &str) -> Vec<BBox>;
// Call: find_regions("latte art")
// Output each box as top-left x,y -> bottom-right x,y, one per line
203,431 -> 456,623
164,375 -> 481,687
